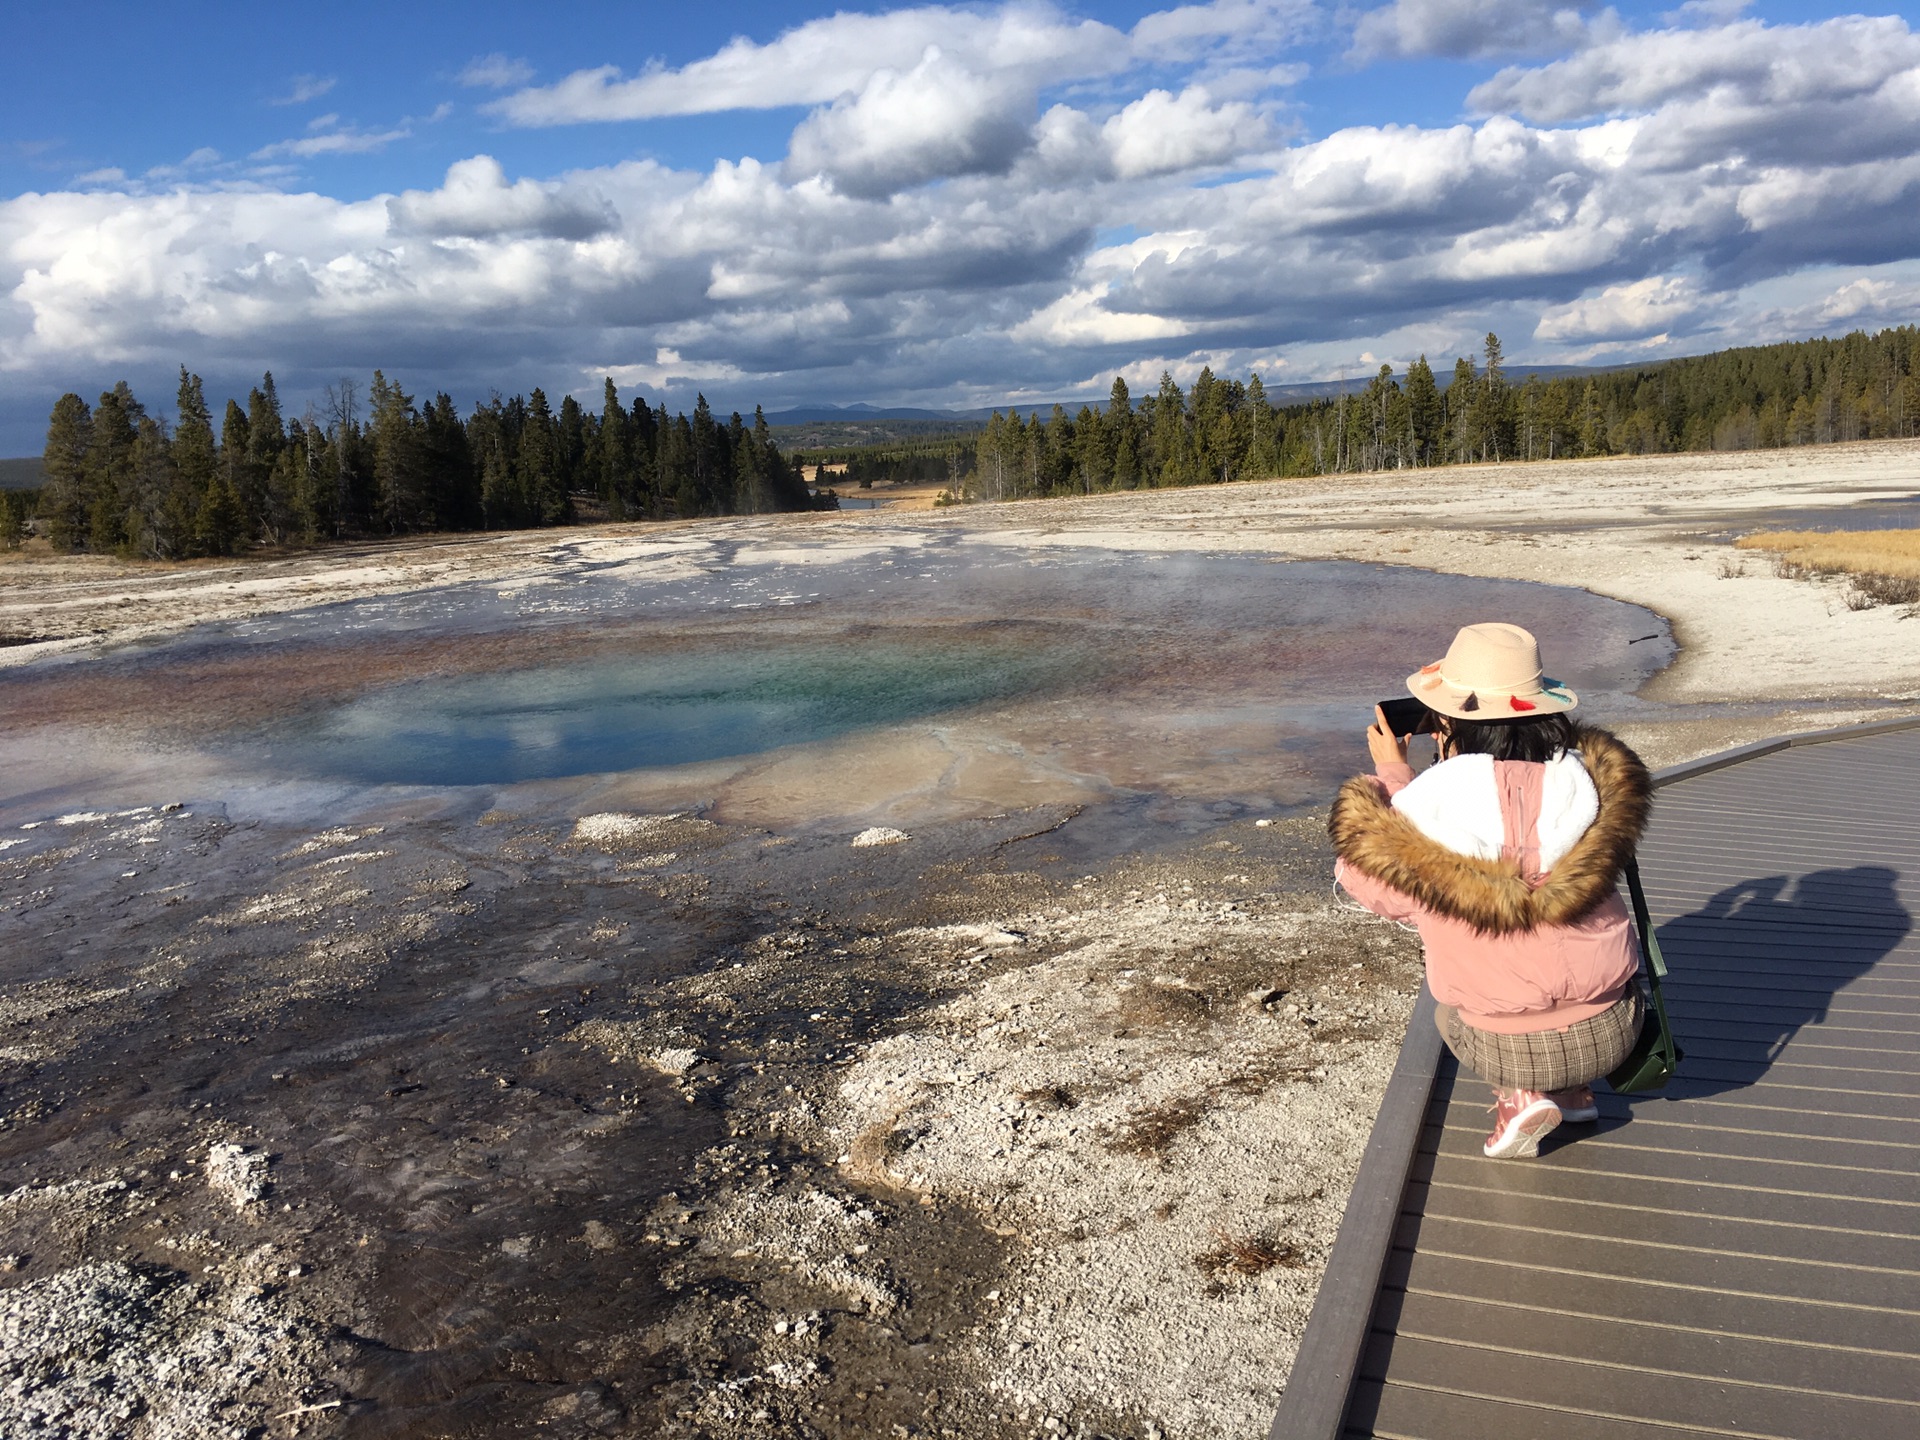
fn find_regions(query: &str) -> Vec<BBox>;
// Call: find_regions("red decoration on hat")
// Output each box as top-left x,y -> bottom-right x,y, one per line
1419,663 -> 1441,674
1509,696 -> 1537,712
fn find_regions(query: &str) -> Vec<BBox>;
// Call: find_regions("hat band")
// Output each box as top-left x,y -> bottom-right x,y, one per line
1432,669 -> 1544,697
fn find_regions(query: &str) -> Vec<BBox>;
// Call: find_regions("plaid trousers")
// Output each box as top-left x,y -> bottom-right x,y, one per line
1437,988 -> 1645,1091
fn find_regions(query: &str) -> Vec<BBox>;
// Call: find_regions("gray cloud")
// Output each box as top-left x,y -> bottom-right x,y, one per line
1350,0 -> 1597,62
387,157 -> 617,240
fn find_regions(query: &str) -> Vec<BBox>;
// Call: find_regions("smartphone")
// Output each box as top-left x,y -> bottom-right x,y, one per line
1377,697 -> 1439,737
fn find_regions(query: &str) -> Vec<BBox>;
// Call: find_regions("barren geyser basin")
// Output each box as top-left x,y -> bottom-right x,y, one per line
2,445 -> 1917,1439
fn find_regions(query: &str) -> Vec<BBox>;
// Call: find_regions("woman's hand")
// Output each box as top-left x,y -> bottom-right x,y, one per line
1368,705 -> 1412,768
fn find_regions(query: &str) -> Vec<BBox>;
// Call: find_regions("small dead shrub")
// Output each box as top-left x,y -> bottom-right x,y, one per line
1848,572 -> 1920,609
1107,1095 -> 1207,1160
1113,981 -> 1212,1032
1217,1060 -> 1317,1097
1194,1230 -> 1302,1280
1017,1083 -> 1079,1111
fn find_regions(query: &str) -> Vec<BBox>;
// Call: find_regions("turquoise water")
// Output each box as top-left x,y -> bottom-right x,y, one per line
272,627 -> 1100,787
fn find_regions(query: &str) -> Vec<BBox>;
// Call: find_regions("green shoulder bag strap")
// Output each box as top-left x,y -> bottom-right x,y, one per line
1614,854 -> 1684,1091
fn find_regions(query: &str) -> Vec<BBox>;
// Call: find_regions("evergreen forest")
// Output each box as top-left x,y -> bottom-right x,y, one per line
808,325 -> 1920,500
21,324 -> 1920,558
34,372 -> 827,559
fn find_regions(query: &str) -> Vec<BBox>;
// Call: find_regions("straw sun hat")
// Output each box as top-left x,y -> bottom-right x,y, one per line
1406,622 -> 1578,721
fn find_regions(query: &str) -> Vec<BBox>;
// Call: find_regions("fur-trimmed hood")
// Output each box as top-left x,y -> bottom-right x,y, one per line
1328,726 -> 1651,935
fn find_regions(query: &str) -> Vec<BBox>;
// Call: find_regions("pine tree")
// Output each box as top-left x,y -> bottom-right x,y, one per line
557,394 -> 586,499
422,393 -> 476,529
1403,358 -> 1440,466
521,388 -> 567,524
1108,377 -> 1139,489
248,374 -> 290,541
87,384 -> 143,555
368,371 -> 423,533
216,399 -> 253,549
126,415 -> 178,558
1448,357 -> 1477,463
41,393 -> 93,551
1150,372 -> 1190,486
0,490 -> 23,550
171,369 -> 217,552
599,378 -> 631,514
1473,333 -> 1511,461
689,394 -> 728,516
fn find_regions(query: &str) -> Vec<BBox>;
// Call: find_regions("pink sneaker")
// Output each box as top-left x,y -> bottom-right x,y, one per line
1484,1089 -> 1562,1159
1545,1086 -> 1598,1123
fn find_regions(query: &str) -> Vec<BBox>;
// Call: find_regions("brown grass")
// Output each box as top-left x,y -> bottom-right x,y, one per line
1734,528 -> 1920,581
1111,981 -> 1213,1033
1194,1229 -> 1302,1280
1106,1095 -> 1208,1160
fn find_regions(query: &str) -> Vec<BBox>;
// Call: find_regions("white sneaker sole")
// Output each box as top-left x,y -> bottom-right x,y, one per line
1484,1100 -> 1562,1159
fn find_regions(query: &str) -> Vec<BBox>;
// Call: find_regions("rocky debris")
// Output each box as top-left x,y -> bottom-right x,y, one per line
0,1261 -> 325,1440
695,1183 -> 902,1318
573,811 -> 680,845
650,1047 -> 706,1077
850,826 -> 911,848
205,1144 -> 268,1210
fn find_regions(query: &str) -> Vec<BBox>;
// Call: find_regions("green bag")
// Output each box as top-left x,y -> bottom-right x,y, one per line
1608,856 -> 1683,1094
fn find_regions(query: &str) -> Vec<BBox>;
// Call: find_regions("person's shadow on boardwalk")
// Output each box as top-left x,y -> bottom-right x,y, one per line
1619,865 -> 1910,1105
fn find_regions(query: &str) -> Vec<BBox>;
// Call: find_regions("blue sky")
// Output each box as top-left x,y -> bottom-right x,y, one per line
3,0 -> 1919,448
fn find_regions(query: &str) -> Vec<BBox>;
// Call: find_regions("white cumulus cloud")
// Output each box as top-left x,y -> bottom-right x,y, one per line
1534,275 -> 1701,341
493,4 -> 1131,124
784,47 -> 1035,197
1103,87 -> 1272,179
1470,15 -> 1920,122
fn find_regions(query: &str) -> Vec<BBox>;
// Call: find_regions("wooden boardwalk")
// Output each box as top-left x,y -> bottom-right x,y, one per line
1272,719 -> 1920,1440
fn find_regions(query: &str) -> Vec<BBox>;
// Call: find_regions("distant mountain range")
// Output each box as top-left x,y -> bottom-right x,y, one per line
763,361 -> 1631,428
0,456 -> 43,489
763,403 -> 1004,425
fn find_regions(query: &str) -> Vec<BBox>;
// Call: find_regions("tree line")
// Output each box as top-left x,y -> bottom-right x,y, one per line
35,372 -> 829,559
819,325 -> 1920,498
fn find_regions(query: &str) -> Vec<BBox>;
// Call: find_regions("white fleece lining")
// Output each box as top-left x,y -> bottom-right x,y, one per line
1391,751 -> 1599,870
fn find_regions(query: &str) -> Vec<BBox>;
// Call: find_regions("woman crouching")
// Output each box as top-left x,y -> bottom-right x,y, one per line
1330,622 -> 1652,1159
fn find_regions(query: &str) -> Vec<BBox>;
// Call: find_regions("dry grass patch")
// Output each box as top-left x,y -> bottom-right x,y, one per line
1106,1095 -> 1209,1160
1735,528 -> 1920,611
1735,528 -> 1920,580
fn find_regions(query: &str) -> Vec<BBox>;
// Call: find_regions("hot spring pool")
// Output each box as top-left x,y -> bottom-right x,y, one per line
158,536 -> 1677,802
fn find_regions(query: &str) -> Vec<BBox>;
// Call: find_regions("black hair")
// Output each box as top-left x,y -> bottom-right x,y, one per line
1443,712 -> 1579,763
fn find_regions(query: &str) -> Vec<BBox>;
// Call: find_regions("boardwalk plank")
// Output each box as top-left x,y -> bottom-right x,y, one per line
1383,1246 -> 1920,1356
1376,1289 -> 1920,1403
1403,1177 -> 1920,1270
1355,1332 -> 1918,1438
1345,1377 -> 1711,1440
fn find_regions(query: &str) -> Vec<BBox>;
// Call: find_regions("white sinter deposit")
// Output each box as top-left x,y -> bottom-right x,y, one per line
833,896 -> 1417,1437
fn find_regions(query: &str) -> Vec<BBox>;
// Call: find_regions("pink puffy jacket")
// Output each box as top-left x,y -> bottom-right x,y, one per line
1328,727 -> 1651,1034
